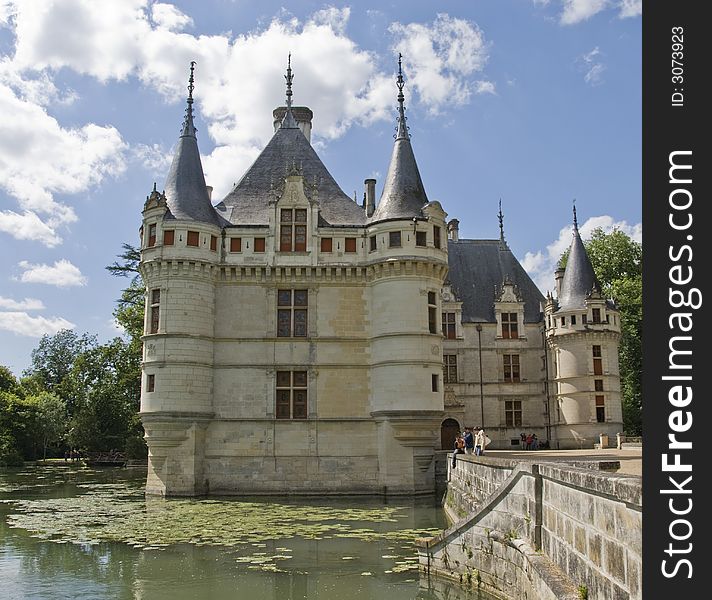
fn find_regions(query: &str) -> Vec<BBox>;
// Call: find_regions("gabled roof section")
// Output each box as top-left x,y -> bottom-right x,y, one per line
371,54 -> 429,223
215,124 -> 366,226
215,56 -> 366,227
447,239 -> 545,323
163,62 -> 220,226
557,206 -> 601,311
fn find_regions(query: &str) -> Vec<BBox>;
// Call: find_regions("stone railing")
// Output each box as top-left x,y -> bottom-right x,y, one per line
417,454 -> 642,600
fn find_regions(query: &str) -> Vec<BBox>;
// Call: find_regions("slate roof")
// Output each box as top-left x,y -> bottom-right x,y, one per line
370,130 -> 429,223
447,239 -> 545,323
215,123 -> 367,227
557,227 -> 601,311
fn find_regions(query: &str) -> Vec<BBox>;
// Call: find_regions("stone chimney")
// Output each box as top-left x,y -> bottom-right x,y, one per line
364,178 -> 376,217
273,106 -> 314,142
447,219 -> 460,241
554,267 -> 565,298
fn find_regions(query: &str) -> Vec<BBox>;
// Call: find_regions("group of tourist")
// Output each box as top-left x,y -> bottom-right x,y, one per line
451,426 -> 488,467
520,432 -> 539,450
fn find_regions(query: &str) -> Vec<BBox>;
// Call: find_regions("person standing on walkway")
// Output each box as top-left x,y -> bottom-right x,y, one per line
474,427 -> 486,456
463,427 -> 474,455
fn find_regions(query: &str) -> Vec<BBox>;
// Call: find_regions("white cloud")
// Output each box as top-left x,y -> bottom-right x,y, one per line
151,2 -> 192,31
618,0 -> 642,18
560,0 -> 609,25
310,6 -> 350,35
0,210 -> 62,247
389,14 -> 489,113
16,259 -> 88,287
0,311 -> 75,337
578,47 -> 606,86
2,4 -> 494,212
132,143 -> 172,174
474,80 -> 496,95
522,215 -> 642,293
0,296 -> 45,310
0,85 -> 127,246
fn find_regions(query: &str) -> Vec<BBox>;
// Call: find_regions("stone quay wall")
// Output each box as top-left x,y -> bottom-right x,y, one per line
417,454 -> 642,600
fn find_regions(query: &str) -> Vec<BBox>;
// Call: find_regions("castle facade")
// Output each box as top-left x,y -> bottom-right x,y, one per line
139,60 -> 622,496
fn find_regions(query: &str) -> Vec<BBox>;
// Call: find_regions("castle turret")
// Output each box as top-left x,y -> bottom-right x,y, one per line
544,205 -> 622,449
140,62 -> 219,496
368,55 -> 448,493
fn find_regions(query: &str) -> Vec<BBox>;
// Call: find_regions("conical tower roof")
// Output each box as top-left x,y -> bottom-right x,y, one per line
163,62 -> 219,226
371,55 -> 429,223
557,205 -> 601,310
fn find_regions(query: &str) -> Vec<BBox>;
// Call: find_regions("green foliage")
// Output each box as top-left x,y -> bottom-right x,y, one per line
106,243 -> 144,343
560,228 -> 642,434
578,584 -> 589,599
0,390 -> 38,464
34,392 -> 67,460
64,337 -> 141,452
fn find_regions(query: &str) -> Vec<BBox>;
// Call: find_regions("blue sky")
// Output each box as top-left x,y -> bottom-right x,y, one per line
0,0 -> 641,375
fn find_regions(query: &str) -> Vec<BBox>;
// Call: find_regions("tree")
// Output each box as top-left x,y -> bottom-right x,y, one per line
34,391 -> 67,460
560,228 -> 642,434
107,243 -> 144,343
24,330 -> 97,404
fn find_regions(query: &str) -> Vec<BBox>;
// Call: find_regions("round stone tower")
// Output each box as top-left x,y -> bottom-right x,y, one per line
367,55 -> 448,493
139,64 -> 221,495
544,208 -> 623,449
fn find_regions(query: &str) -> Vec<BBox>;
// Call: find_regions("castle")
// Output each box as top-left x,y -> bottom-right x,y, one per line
139,59 -> 623,497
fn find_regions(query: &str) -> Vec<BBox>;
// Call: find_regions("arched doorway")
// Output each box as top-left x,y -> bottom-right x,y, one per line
441,418 -> 461,450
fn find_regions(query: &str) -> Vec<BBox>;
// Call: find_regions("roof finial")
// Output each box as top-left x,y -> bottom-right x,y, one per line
395,53 -> 410,140
181,61 -> 197,137
281,53 -> 298,129
572,199 -> 578,232
498,199 -> 505,242
285,52 -> 293,109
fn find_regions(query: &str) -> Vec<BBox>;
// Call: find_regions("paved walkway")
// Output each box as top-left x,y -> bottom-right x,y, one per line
484,447 -> 643,476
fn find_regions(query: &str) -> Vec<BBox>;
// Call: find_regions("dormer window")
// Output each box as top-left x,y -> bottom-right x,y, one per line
501,313 -> 518,339
148,224 -> 156,247
280,208 -> 307,252
592,308 -> 601,323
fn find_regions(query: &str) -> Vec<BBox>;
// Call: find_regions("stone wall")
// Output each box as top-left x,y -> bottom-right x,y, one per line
417,454 -> 642,600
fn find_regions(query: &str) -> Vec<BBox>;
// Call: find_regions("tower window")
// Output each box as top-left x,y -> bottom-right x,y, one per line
592,308 -> 601,323
431,374 -> 439,392
277,289 -> 308,337
416,231 -> 427,247
442,312 -> 456,339
594,379 -> 604,392
389,231 -> 402,248
582,314 -> 588,324
428,292 -> 438,334
149,289 -> 160,334
230,237 -> 242,252
276,370 -> 308,419
187,231 -> 199,247
433,226 -> 441,249
561,316 -> 566,327
502,313 -> 519,339
345,237 -> 357,253
320,237 -> 333,252
163,230 -> 174,245
210,235 -> 217,251
254,237 -> 266,252
595,395 -> 605,422
146,374 -> 155,393
571,315 -> 576,325
443,355 -> 458,383
593,345 -> 603,375
369,235 -> 377,252
148,224 -> 156,247
505,400 -> 522,428
280,208 -> 307,252
503,354 -> 520,383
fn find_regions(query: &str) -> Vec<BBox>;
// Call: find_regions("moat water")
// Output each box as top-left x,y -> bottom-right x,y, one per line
0,465 -> 495,599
